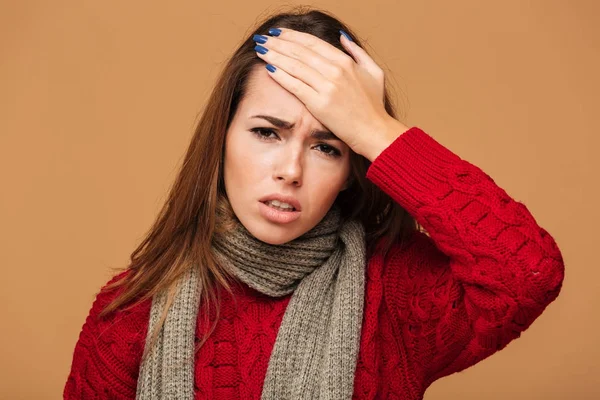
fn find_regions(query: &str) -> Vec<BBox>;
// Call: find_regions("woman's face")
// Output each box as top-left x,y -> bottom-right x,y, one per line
223,65 -> 352,245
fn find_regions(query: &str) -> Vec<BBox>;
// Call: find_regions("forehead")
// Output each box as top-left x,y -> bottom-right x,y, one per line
239,66 -> 309,119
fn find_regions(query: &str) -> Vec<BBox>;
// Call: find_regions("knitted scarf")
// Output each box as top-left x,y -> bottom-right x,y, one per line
136,204 -> 366,399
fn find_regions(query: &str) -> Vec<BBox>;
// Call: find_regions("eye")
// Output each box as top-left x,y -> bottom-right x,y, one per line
250,127 -> 341,158
250,127 -> 278,140
314,144 -> 341,158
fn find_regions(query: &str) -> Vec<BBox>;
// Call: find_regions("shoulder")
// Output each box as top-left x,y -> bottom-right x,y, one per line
86,269 -> 152,355
91,270 -> 148,313
64,270 -> 152,397
82,270 -> 152,332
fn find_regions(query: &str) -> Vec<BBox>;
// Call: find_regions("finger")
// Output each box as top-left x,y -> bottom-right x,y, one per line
339,31 -> 384,76
254,34 -> 342,83
269,27 -> 354,67
254,43 -> 328,94
259,61 -> 320,107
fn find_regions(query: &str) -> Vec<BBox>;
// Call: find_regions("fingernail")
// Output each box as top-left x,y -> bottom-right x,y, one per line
255,44 -> 268,54
253,34 -> 268,44
268,28 -> 281,36
266,64 -> 276,73
339,29 -> 353,42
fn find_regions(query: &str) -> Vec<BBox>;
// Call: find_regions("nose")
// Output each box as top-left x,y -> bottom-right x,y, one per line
273,146 -> 302,186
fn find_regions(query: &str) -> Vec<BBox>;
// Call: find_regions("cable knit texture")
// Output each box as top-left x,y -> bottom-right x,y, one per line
137,203 -> 367,400
64,126 -> 565,399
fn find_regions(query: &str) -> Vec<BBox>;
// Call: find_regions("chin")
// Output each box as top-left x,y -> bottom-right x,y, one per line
243,218 -> 303,245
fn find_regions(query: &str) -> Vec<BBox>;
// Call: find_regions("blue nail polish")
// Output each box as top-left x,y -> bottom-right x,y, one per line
255,44 -> 268,54
339,29 -> 353,42
253,34 -> 268,44
266,64 -> 276,73
268,28 -> 281,36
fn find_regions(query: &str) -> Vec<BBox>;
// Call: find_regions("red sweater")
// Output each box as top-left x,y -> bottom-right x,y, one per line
64,126 -> 565,399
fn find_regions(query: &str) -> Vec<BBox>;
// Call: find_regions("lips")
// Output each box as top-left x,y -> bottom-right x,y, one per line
263,200 -> 297,211
258,200 -> 301,224
258,193 -> 302,211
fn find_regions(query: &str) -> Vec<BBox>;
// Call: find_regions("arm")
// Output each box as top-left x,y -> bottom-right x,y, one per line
365,125 -> 565,386
63,271 -> 149,399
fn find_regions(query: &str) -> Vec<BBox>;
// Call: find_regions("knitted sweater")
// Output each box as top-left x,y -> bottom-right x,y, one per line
63,126 -> 565,399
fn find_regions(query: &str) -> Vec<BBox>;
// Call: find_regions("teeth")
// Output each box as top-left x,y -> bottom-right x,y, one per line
268,200 -> 293,208
266,200 -> 295,210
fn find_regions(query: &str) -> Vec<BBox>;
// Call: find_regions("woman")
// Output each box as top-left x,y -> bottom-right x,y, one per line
63,7 -> 565,400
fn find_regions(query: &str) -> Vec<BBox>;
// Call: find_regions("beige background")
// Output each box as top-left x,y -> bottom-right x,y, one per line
1,0 -> 598,399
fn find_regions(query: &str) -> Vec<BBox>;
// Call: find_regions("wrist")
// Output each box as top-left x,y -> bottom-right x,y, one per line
360,116 -> 410,162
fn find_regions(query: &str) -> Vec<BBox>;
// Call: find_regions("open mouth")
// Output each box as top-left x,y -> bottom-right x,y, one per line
262,200 -> 297,212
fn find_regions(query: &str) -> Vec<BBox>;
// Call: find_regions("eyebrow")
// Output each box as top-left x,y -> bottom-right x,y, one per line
250,114 -> 341,141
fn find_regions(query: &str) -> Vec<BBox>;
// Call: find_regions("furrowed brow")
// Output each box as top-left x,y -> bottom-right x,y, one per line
250,114 -> 341,141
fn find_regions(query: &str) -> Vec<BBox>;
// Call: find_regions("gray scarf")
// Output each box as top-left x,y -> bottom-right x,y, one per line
136,204 -> 366,399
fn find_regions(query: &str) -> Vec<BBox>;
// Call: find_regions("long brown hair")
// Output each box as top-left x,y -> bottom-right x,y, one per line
99,5 -> 421,362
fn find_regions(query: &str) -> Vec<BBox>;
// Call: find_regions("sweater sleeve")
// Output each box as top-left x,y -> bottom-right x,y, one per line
63,271 -> 150,399
365,126 -> 565,387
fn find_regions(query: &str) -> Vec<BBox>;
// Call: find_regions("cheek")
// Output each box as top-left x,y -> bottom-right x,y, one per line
307,167 -> 349,206
224,133 -> 267,190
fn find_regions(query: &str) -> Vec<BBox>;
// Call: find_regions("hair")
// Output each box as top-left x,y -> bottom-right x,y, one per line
99,5 -> 421,363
